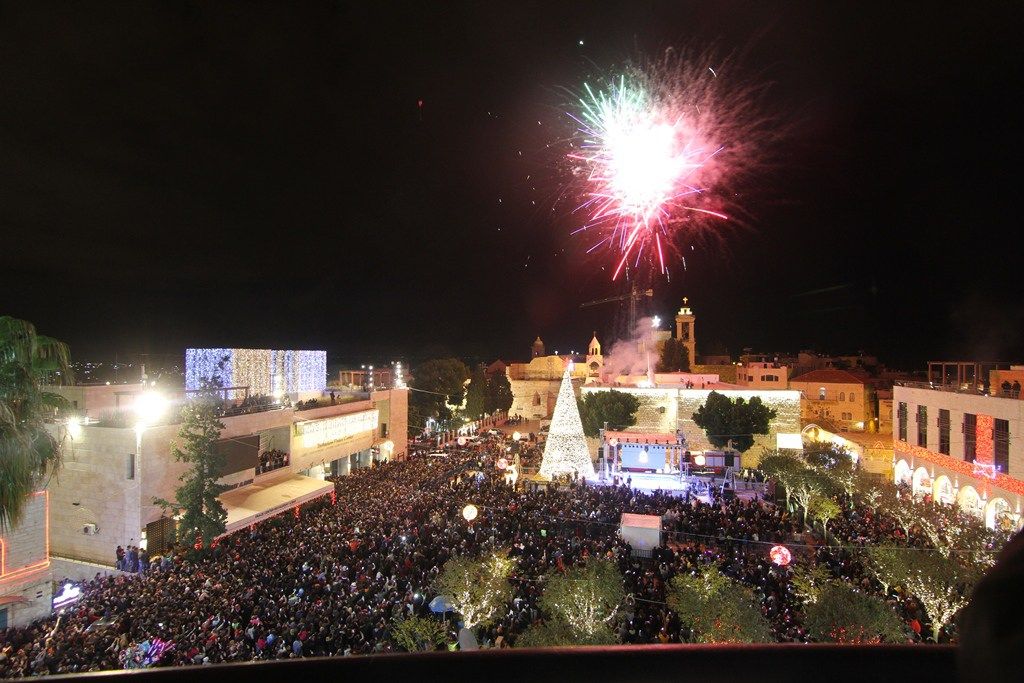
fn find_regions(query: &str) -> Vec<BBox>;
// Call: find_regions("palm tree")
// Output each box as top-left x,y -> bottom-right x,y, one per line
0,316 -> 73,531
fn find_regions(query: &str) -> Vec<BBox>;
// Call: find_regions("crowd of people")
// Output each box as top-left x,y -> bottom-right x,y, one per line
255,449 -> 289,476
0,432 -> 973,676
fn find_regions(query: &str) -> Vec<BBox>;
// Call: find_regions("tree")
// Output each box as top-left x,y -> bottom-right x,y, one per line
516,618 -> 616,648
896,549 -> 981,641
790,467 -> 833,526
577,390 -> 641,438
803,441 -> 858,505
790,563 -> 831,605
484,371 -> 514,415
154,377 -> 228,549
538,558 -> 624,641
410,358 -> 470,426
667,565 -> 773,643
692,391 -> 776,453
915,502 -> 1007,567
391,615 -> 447,652
657,338 -> 690,372
808,496 -> 841,536
464,364 -> 488,419
433,550 -> 515,631
863,543 -> 907,596
0,316 -> 73,531
804,582 -> 909,643
757,449 -> 806,511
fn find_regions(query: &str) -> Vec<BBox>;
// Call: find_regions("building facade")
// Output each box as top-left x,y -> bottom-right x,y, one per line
507,355 -> 587,421
735,361 -> 790,390
0,492 -> 51,628
48,386 -> 407,564
893,381 -> 1023,530
789,369 -> 876,432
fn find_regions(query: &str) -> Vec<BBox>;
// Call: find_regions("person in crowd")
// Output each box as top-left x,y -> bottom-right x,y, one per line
0,434 -> 976,676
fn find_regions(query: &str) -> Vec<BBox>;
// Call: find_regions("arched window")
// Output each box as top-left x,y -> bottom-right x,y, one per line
818,387 -> 826,399
850,392 -> 856,402
839,391 -> 846,401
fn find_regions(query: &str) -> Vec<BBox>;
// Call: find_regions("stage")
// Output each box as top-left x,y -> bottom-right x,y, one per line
592,470 -> 764,502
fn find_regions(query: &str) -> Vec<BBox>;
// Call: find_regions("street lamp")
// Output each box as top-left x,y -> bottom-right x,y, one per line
462,504 -> 478,522
512,431 -> 521,442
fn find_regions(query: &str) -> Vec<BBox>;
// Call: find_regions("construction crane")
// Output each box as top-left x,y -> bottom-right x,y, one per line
580,282 -> 654,333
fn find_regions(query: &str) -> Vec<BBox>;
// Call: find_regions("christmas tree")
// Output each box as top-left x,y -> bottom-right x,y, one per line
540,365 -> 596,479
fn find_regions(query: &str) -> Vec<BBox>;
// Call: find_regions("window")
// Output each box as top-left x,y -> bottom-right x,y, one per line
839,391 -> 846,401
964,413 -> 977,462
127,452 -> 136,480
0,607 -> 7,629
938,409 -> 951,455
849,393 -> 856,403
380,423 -> 388,438
897,402 -> 908,441
916,405 -> 928,447
819,387 -> 826,399
995,418 -> 1010,474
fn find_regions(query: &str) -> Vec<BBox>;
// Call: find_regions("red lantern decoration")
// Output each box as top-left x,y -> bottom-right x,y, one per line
769,545 -> 792,566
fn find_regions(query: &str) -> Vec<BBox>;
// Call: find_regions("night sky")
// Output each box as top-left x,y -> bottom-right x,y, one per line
2,2 -> 1022,369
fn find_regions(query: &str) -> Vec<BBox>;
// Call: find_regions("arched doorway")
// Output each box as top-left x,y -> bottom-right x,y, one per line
894,459 -> 912,486
957,485 -> 982,517
912,467 -> 931,497
932,475 -> 955,505
984,497 -> 1012,530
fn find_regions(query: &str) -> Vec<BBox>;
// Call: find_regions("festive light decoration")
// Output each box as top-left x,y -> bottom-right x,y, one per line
185,348 -> 326,396
393,361 -> 407,389
896,440 -> 1024,497
540,366 -> 596,479
512,431 -> 522,442
496,457 -> 508,470
462,504 -> 479,522
693,453 -> 706,466
769,545 -> 792,567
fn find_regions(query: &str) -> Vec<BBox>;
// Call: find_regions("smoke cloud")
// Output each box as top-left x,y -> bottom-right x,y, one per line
600,316 -> 658,382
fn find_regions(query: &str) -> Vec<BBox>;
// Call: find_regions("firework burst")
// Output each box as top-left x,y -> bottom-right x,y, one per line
568,51 -> 762,279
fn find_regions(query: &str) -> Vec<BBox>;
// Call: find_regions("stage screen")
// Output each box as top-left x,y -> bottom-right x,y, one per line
620,444 -> 667,471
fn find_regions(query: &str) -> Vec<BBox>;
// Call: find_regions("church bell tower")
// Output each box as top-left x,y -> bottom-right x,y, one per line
674,297 -> 696,367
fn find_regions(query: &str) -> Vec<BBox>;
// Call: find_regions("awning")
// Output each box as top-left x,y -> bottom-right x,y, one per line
218,474 -> 333,536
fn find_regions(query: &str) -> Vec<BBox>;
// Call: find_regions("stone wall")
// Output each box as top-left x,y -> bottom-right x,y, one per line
582,386 -> 801,468
0,491 -> 51,628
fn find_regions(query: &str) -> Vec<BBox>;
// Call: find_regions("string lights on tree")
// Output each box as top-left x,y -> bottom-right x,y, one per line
540,365 -> 596,479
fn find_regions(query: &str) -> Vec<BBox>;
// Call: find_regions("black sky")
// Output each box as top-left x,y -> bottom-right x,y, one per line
1,1 -> 1022,369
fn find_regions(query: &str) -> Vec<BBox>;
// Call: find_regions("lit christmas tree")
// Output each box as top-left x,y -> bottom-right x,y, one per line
540,365 -> 596,479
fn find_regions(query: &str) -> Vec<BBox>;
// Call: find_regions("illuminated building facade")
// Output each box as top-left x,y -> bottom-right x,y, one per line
0,492 -> 51,628
893,378 -> 1024,530
185,348 -> 326,398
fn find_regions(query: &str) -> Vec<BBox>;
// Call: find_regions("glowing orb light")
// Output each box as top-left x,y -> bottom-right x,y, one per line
693,453 -> 706,467
497,458 -> 508,470
462,504 -> 479,522
769,545 -> 792,566
457,436 -> 467,446
512,431 -> 522,442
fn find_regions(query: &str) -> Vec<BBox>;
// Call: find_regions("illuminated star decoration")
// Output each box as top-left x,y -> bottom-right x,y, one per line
566,55 -> 750,281
651,315 -> 661,328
